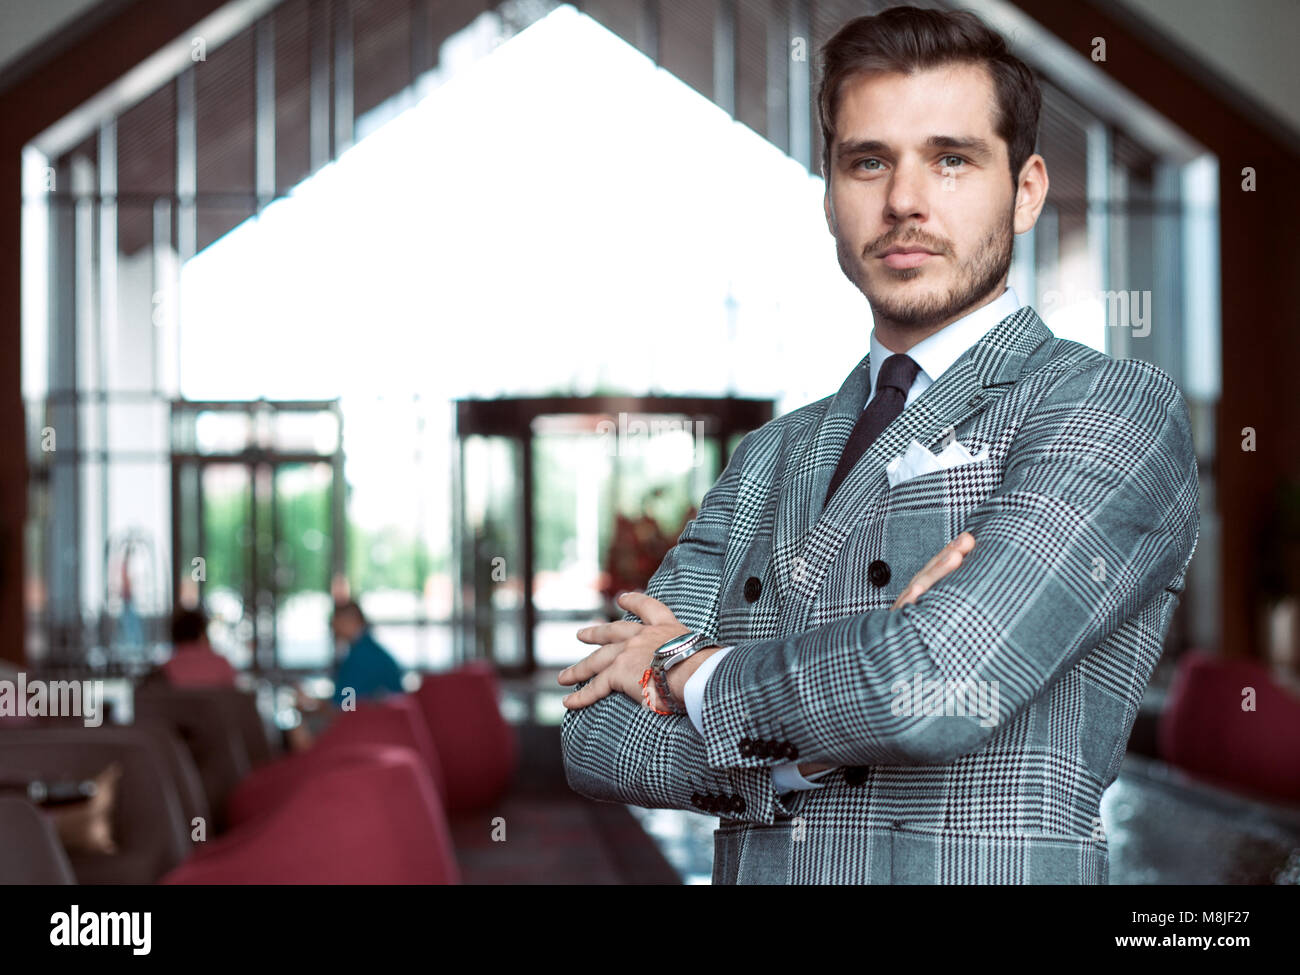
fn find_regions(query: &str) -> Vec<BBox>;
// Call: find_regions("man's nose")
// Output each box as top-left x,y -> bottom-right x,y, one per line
884,159 -> 929,224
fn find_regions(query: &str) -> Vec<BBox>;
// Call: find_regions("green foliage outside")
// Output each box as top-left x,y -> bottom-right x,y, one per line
201,481 -> 447,597
198,431 -> 740,602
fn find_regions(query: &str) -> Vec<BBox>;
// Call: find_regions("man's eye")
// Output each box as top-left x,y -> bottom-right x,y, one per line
940,155 -> 965,169
855,158 -> 883,171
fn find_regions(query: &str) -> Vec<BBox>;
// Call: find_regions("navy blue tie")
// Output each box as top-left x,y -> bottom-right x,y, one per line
825,353 -> 921,504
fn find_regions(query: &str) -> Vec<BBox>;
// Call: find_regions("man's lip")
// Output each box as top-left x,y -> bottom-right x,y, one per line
878,246 -> 939,257
879,248 -> 939,269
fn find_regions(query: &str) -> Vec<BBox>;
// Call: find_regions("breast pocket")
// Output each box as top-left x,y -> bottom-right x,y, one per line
880,457 -> 1005,536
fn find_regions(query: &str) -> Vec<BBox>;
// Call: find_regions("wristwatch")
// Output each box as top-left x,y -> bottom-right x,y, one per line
650,631 -> 712,714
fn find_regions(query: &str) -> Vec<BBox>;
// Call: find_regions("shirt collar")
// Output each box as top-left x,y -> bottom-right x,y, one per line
869,286 -> 1022,395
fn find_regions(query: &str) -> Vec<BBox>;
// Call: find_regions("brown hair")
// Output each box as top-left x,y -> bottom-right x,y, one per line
817,5 -> 1041,187
171,605 -> 209,645
332,598 -> 368,627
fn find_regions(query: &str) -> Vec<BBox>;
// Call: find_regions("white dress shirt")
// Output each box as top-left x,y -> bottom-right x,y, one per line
682,286 -> 1023,794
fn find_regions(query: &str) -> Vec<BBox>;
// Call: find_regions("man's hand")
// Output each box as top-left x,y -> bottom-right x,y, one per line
797,533 -> 977,776
891,532 -> 976,610
558,592 -> 691,710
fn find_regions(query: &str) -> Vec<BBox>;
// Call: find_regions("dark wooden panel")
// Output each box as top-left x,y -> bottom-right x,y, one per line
117,81 -> 177,255
735,0 -> 768,137
195,24 -> 257,249
353,0 -> 413,121
275,0 -> 314,195
659,0 -> 715,102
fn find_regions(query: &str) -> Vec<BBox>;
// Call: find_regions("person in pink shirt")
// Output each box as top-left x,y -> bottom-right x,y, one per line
153,606 -> 238,689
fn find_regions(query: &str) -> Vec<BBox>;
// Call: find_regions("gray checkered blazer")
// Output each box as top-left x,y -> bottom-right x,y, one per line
562,306 -> 1200,884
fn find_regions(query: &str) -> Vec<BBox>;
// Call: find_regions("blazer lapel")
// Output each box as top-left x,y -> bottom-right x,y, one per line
767,349 -> 871,603
770,305 -> 1056,608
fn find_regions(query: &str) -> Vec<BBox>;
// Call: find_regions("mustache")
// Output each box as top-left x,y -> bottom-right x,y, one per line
865,231 -> 951,257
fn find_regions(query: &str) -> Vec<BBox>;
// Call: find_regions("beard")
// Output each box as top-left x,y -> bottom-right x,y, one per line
835,204 -> 1015,331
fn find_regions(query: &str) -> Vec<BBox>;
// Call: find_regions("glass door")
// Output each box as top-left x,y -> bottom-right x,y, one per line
454,396 -> 771,675
530,413 -> 722,670
196,462 -> 255,669
271,461 -> 335,671
171,401 -> 344,673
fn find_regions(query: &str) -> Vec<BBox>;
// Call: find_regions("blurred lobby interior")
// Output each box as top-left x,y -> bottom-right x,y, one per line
1,0 -> 1299,885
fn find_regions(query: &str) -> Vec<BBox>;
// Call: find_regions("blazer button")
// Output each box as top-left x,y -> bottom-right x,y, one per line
868,559 -> 891,587
691,792 -> 702,806
733,795 -> 746,813
756,740 -> 772,758
744,576 -> 762,602
782,742 -> 798,760
844,766 -> 869,786
739,738 -> 754,757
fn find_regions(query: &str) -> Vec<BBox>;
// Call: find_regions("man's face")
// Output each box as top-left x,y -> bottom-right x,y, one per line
824,62 -> 1023,332
331,610 -> 357,642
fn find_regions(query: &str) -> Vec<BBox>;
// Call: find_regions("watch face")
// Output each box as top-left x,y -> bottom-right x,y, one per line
658,633 -> 695,656
658,634 -> 704,671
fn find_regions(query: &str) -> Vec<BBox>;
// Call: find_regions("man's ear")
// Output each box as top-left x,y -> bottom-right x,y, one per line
824,190 -> 836,234
1012,153 -> 1049,234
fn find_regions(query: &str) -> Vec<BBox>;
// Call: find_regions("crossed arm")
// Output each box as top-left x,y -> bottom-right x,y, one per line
560,359 -> 1199,819
695,360 -> 1199,771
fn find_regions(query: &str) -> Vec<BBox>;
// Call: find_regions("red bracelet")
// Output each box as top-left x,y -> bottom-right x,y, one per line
640,668 -> 675,716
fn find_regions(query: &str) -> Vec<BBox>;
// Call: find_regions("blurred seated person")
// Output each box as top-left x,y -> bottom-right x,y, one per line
327,599 -> 405,708
141,606 -> 238,689
291,599 -> 406,746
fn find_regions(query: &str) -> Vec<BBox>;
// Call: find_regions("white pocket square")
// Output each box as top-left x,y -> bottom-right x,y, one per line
886,438 -> 989,488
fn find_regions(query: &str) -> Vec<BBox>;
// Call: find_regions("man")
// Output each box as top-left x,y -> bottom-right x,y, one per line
559,5 -> 1199,884
146,606 -> 238,689
290,599 -> 406,748
328,599 -> 405,709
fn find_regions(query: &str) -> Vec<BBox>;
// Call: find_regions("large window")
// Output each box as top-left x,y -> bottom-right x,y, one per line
21,0 -> 1219,675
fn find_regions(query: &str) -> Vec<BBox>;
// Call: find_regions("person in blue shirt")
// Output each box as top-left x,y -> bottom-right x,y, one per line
287,598 -> 408,750
329,599 -> 406,709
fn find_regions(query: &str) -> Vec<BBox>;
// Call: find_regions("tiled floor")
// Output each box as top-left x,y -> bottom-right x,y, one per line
625,806 -> 719,885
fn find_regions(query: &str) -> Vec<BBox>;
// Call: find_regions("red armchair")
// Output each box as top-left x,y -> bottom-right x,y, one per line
414,661 -> 516,813
161,746 -> 459,884
225,694 -> 444,827
1158,649 -> 1300,803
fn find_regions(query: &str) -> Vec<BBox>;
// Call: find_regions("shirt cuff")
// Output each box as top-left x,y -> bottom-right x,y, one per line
682,646 -> 732,736
682,645 -> 835,794
771,761 -> 833,793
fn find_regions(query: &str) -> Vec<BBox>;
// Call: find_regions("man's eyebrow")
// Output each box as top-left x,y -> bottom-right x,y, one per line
925,135 -> 995,158
834,135 -> 996,160
835,139 -> 890,161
